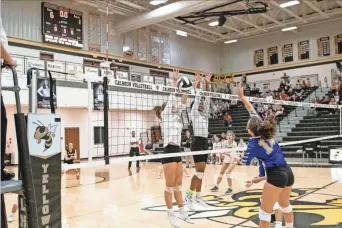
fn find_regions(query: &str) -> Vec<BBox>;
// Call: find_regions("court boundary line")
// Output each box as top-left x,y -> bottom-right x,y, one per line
230,181 -> 338,228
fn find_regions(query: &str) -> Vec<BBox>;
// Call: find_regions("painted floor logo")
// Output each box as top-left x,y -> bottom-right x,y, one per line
142,188 -> 342,227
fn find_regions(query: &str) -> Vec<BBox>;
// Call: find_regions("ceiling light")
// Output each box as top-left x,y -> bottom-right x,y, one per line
282,26 -> 297,31
176,30 -> 187,37
123,46 -> 130,52
149,0 -> 168,6
209,21 -> 219,26
224,40 -> 237,44
280,0 -> 299,8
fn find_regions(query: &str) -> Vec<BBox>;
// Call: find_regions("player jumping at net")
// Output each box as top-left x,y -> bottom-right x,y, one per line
237,85 -> 295,228
210,131 -> 237,194
153,69 -> 193,228
185,72 -> 211,210
245,160 -> 284,228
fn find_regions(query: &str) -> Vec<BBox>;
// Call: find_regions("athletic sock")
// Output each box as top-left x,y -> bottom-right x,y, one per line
274,221 -> 282,228
179,206 -> 185,212
286,222 -> 294,227
196,192 -> 201,198
167,208 -> 174,215
187,189 -> 194,198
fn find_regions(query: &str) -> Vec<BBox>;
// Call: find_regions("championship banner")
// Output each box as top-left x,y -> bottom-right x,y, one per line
112,79 -> 340,109
26,114 -> 62,227
37,78 -> 57,109
317,36 -> 330,57
93,82 -> 104,110
329,148 -> 342,164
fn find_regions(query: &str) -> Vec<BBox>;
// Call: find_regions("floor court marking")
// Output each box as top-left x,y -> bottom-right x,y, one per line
230,181 -> 339,228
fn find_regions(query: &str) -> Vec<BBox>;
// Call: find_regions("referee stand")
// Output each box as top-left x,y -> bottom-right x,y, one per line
1,66 -> 62,228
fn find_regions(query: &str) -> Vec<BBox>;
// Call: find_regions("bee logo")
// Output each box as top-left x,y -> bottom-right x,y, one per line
33,120 -> 58,152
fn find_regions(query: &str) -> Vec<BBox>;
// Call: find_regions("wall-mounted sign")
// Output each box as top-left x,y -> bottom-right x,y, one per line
282,44 -> 293,63
317,36 -> 330,57
267,46 -> 278,65
254,49 -> 264,67
335,34 -> 342,54
298,40 -> 310,60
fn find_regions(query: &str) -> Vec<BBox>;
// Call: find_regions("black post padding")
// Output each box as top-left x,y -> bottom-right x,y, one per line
15,113 -> 39,227
1,194 -> 8,228
103,77 -> 109,165
48,71 -> 55,114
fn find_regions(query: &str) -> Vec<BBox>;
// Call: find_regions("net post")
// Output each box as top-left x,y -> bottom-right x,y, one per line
340,105 -> 342,137
87,77 -> 93,163
103,76 -> 109,165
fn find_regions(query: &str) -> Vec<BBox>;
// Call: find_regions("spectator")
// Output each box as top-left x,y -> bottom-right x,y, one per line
245,84 -> 251,96
181,130 -> 194,168
329,97 -> 338,114
223,112 -> 232,127
294,85 -> 304,101
321,95 -> 330,104
274,104 -> 284,117
301,80 -> 307,90
306,78 -> 312,87
279,81 -> 285,92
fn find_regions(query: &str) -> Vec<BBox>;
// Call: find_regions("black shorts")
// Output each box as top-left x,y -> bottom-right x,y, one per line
266,164 -> 294,188
161,145 -> 182,164
191,136 -> 209,163
64,159 -> 73,165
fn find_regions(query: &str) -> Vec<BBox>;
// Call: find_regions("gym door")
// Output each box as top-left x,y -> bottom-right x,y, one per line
65,128 -> 80,161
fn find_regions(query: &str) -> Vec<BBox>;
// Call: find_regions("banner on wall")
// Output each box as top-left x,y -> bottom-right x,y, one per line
267,46 -> 278,65
88,12 -> 101,52
254,49 -> 264,67
27,59 -> 45,76
123,31 -> 135,58
161,33 -> 171,65
131,73 -> 142,82
116,71 -> 129,80
85,66 -> 99,77
138,28 -> 147,61
93,82 -> 104,110
282,44 -> 293,63
144,75 -> 154,83
47,61 -> 65,80
66,63 -> 84,81
37,77 -> 57,109
151,30 -> 160,63
298,40 -> 310,60
335,34 -> 342,54
154,76 -> 165,85
317,36 -> 330,57
2,56 -> 24,76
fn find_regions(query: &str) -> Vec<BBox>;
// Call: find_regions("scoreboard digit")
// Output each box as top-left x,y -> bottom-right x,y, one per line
42,2 -> 83,48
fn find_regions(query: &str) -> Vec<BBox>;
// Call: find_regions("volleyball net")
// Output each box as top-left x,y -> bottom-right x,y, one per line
73,75 -> 342,170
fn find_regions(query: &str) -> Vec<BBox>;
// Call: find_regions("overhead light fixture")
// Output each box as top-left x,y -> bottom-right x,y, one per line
282,26 -> 297,31
224,40 -> 237,44
176,30 -> 187,37
123,46 -> 130,52
149,0 -> 168,6
218,16 -> 227,26
209,21 -> 219,27
280,0 -> 299,8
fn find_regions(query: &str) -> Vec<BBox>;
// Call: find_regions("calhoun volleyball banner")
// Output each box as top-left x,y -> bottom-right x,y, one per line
112,79 -> 339,109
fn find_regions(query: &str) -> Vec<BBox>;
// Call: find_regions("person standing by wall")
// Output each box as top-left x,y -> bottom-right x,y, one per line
182,130 -> 194,168
128,131 -> 140,170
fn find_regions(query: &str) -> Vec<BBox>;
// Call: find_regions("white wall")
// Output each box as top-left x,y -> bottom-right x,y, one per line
220,19 -> 342,85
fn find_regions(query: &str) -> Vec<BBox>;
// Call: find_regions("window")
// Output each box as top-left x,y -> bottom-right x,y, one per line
84,59 -> 101,68
94,126 -> 104,144
40,52 -> 54,61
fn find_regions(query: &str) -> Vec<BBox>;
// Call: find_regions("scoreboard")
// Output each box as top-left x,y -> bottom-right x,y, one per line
42,2 -> 83,48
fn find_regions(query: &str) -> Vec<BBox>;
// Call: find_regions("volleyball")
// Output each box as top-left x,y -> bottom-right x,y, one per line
177,77 -> 193,91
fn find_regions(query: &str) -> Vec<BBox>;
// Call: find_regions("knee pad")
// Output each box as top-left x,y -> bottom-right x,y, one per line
259,208 -> 272,222
195,172 -> 204,179
165,187 -> 174,194
218,174 -> 223,178
273,202 -> 280,211
173,185 -> 182,192
280,205 -> 293,213
226,173 -> 232,179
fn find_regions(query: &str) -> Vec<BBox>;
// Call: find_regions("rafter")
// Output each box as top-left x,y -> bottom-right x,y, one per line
232,16 -> 267,32
223,24 -> 248,36
336,0 -> 342,7
269,0 -> 306,22
237,2 -> 285,27
303,1 -> 329,18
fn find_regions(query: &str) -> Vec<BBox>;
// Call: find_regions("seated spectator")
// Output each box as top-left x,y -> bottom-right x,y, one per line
301,80 -> 307,90
294,86 -> 304,101
321,95 -> 330,104
329,97 -> 338,114
306,78 -> 312,87
332,81 -> 340,95
223,112 -> 232,127
279,81 -> 285,92
245,84 -> 252,96
274,104 -> 284,117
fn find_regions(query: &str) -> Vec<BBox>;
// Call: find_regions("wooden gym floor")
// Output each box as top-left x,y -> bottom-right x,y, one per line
4,162 -> 342,228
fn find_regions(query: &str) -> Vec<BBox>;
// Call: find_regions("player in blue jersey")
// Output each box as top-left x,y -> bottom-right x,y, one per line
237,85 -> 294,228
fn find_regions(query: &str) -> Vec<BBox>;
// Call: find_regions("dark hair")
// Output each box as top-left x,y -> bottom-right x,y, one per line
153,102 -> 167,120
258,115 -> 277,139
247,115 -> 277,139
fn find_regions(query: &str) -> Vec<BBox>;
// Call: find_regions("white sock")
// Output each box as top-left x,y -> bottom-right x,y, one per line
196,192 -> 201,198
167,208 -> 174,215
274,221 -> 282,228
286,222 -> 294,227
179,206 -> 185,212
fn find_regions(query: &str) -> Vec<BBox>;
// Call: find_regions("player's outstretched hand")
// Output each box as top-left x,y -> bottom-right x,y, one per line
237,84 -> 245,98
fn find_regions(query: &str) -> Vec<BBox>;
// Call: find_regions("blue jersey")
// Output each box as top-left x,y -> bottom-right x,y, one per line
241,107 -> 287,168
